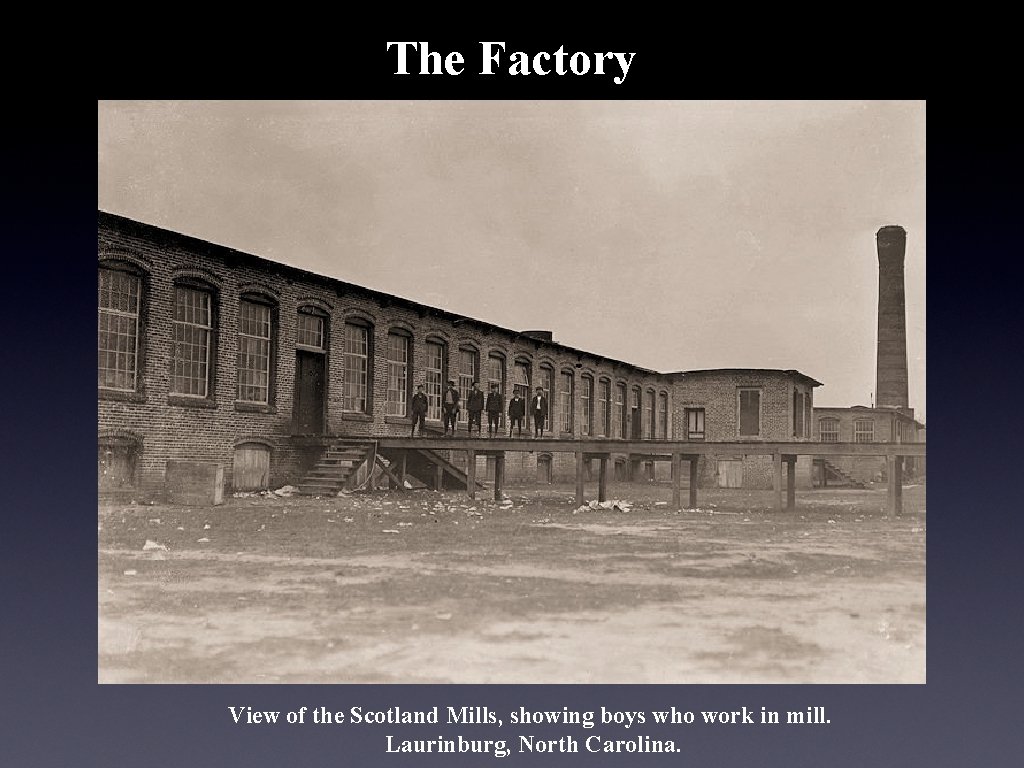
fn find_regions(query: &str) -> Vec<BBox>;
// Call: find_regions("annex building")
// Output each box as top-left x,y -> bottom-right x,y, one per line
98,211 -> 822,498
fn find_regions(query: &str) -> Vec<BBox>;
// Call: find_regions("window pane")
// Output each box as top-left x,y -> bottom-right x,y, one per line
658,393 -> 668,439
580,377 -> 592,435
559,372 -> 573,432
614,384 -> 625,438
98,269 -> 140,391
386,334 -> 408,416
739,390 -> 760,436
237,301 -> 271,403
820,419 -> 839,442
297,313 -> 324,349
597,381 -> 610,437
171,287 -> 211,397
854,419 -> 874,443
458,349 -> 478,423
426,341 -> 444,420
343,324 -> 368,412
513,361 -> 530,403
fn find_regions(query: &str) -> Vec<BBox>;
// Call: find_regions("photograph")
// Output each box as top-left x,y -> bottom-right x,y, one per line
97,100 -> 925,684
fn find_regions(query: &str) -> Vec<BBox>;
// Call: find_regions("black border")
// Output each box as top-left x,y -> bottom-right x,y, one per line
5,38 -> 1023,767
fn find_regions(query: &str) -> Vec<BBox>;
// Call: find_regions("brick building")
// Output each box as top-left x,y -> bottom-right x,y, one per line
667,369 -> 820,490
812,406 -> 924,484
98,212 -> 818,496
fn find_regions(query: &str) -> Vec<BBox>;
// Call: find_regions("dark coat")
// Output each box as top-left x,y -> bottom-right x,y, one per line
485,392 -> 504,413
410,392 -> 428,416
508,396 -> 525,419
467,390 -> 485,412
441,387 -> 460,413
530,394 -> 549,418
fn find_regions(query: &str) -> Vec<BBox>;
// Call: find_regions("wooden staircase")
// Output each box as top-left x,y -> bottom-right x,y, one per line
380,446 -> 487,492
297,441 -> 373,496
820,459 -> 869,489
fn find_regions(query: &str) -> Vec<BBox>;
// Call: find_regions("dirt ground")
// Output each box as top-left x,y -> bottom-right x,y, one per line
98,482 -> 925,684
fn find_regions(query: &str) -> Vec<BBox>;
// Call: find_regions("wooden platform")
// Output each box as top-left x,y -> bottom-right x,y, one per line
334,437 -> 925,515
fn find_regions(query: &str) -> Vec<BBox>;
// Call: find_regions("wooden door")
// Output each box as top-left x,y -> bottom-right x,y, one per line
717,459 -> 743,488
234,445 -> 270,490
295,350 -> 326,434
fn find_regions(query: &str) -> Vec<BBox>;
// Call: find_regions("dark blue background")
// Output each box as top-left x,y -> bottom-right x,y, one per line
3,40 -> 1022,767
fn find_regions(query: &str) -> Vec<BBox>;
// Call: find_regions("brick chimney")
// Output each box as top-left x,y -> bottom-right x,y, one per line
875,225 -> 909,410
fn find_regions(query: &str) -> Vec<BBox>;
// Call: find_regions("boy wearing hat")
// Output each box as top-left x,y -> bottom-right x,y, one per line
485,383 -> 503,437
442,380 -> 460,435
466,381 -> 485,436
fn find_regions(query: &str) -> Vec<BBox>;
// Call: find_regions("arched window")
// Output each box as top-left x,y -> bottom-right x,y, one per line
819,417 -> 840,443
171,278 -> 218,401
425,338 -> 447,421
237,293 -> 277,405
539,363 -> 555,405
559,370 -> 574,433
487,352 -> 506,394
513,358 -> 532,402
98,262 -> 146,394
658,391 -> 669,439
597,378 -> 611,437
386,329 -> 412,417
457,346 -> 479,424
614,382 -> 626,438
343,318 -> 373,413
580,375 -> 594,436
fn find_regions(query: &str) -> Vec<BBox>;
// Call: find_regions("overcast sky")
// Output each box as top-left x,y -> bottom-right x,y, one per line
98,100 -> 926,420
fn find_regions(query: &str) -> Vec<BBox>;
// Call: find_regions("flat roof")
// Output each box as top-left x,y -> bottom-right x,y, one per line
667,368 -> 823,387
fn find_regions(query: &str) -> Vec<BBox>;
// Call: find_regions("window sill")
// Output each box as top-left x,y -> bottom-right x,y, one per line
342,412 -> 373,422
234,401 -> 277,414
99,388 -> 146,404
167,395 -> 217,409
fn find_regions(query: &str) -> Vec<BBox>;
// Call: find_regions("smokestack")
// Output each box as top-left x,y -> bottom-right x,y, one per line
875,225 -> 909,410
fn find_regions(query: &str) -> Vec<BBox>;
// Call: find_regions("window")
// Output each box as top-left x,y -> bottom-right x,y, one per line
513,360 -> 531,402
487,353 -> 505,395
296,311 -> 325,349
458,347 -> 479,424
819,417 -> 839,443
854,418 -> 874,443
425,340 -> 446,421
598,379 -> 611,437
237,299 -> 272,404
559,371 -> 574,433
580,376 -> 593,435
793,390 -> 805,437
541,364 -> 555,410
645,389 -> 656,439
631,386 -> 641,439
172,286 -> 213,397
386,332 -> 410,416
658,392 -> 669,439
686,408 -> 705,440
343,322 -> 370,412
614,383 -> 625,438
98,267 -> 141,392
738,388 -> 760,437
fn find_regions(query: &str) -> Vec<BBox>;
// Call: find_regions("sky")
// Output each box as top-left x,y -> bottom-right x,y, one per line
98,100 -> 926,421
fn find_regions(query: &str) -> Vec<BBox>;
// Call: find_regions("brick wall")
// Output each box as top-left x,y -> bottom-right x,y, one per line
98,214 -> 679,493
671,371 -> 816,490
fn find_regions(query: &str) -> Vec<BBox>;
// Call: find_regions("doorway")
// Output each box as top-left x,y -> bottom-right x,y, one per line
295,350 -> 326,433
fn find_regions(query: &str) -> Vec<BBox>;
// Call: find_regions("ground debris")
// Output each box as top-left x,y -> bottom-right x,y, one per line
142,539 -> 168,551
573,499 -> 632,514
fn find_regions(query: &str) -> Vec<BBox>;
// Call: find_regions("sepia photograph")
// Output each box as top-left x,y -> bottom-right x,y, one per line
97,100 -> 925,683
